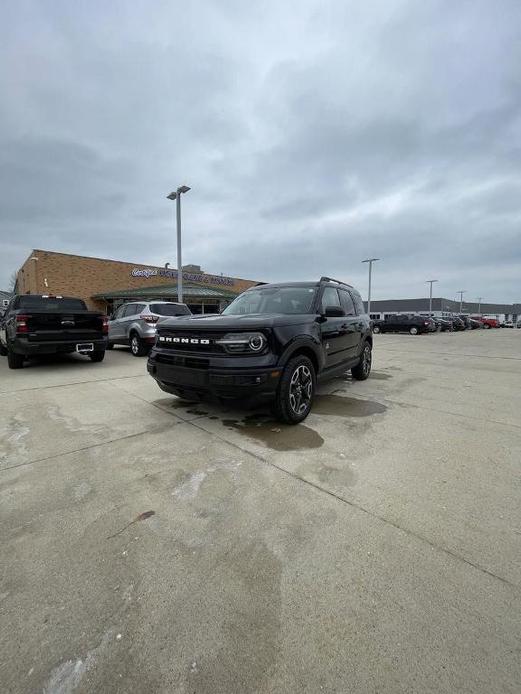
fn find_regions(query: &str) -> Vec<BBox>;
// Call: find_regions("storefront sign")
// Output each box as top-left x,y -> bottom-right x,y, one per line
131,267 -> 234,286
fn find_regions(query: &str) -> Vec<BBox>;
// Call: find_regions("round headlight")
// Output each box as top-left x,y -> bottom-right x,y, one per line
249,334 -> 265,352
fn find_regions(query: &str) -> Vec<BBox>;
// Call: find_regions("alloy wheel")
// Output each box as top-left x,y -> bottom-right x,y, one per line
289,364 -> 313,415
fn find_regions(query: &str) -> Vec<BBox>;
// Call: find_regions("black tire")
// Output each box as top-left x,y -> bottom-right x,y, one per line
89,350 -> 105,363
272,355 -> 316,424
129,333 -> 147,357
409,326 -> 419,335
372,325 -> 381,334
484,323 -> 490,329
7,346 -> 24,369
351,341 -> 372,381
106,342 -> 114,350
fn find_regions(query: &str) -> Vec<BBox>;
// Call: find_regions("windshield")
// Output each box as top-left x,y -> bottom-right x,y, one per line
150,303 -> 191,316
222,286 -> 317,315
17,296 -> 87,311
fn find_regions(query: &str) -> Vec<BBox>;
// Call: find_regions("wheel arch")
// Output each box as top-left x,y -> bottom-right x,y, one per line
280,339 -> 322,375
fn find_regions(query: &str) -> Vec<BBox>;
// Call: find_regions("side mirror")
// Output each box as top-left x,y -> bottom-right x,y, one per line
324,305 -> 345,318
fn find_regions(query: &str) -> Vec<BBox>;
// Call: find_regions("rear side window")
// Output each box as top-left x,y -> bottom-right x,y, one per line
17,296 -> 87,311
351,291 -> 365,315
321,287 -> 341,312
122,304 -> 137,317
134,304 -> 146,314
150,303 -> 191,316
339,290 -> 355,316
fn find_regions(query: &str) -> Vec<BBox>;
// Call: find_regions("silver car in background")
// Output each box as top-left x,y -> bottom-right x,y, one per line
108,300 -> 191,356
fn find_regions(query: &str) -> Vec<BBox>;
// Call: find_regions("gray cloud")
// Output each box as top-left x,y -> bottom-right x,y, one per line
0,0 -> 520,302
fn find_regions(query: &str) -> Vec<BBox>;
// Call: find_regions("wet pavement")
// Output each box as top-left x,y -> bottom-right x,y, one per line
1,331 -> 520,693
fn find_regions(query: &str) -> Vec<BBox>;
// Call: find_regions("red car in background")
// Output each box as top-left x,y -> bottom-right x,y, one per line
473,316 -> 500,329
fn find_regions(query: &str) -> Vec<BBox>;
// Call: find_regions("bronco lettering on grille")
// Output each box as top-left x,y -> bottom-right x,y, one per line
158,336 -> 210,345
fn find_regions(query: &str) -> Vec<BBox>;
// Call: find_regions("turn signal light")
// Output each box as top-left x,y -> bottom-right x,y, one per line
102,315 -> 109,334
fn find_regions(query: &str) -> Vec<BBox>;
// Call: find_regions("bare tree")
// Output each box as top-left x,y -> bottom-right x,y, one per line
8,270 -> 18,293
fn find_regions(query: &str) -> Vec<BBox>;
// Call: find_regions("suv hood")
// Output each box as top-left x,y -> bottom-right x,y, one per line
157,313 -> 314,331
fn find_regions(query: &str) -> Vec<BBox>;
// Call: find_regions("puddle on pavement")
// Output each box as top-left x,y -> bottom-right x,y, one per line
313,395 -> 387,417
186,408 -> 209,416
222,414 -> 324,451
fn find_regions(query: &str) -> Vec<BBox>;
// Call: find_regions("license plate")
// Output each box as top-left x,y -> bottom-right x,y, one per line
76,343 -> 94,352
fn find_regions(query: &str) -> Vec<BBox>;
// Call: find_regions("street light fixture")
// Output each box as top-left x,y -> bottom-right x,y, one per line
361,258 -> 380,316
457,290 -> 466,314
167,185 -> 191,303
426,279 -> 438,317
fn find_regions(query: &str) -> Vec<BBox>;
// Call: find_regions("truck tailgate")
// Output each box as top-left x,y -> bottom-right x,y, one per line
23,311 -> 105,341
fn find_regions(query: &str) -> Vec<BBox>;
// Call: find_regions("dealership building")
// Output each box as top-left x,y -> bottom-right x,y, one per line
15,250 -> 259,314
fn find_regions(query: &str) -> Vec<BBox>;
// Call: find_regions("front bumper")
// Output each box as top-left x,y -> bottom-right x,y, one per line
147,349 -> 282,402
11,337 -> 107,355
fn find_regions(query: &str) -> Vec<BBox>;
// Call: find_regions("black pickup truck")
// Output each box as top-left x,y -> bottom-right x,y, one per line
147,277 -> 373,423
0,295 -> 108,369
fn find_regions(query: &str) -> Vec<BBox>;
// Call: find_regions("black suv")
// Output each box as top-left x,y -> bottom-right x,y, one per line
147,277 -> 373,423
372,314 -> 434,335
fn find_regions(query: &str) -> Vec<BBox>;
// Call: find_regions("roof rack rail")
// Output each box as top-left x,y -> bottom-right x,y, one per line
319,276 -> 353,288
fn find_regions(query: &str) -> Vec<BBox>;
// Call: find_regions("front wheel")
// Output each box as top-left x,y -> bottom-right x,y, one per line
7,346 -> 24,369
372,325 -> 381,334
272,355 -> 316,424
409,326 -> 419,335
89,350 -> 105,363
351,341 -> 372,381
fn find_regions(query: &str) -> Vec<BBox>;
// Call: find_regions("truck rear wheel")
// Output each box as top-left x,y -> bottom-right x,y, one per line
90,350 -> 105,363
272,355 -> 316,424
7,346 -> 24,369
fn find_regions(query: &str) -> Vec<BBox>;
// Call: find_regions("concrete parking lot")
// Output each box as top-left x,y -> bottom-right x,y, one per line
1,330 -> 520,694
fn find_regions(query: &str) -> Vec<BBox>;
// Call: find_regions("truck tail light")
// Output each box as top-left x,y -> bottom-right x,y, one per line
16,315 -> 29,333
141,314 -> 159,323
102,315 -> 109,334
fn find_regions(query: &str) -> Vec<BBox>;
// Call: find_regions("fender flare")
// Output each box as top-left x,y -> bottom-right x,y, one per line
278,336 -> 324,373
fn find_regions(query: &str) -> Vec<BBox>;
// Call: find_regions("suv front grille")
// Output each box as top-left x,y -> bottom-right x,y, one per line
156,331 -> 226,354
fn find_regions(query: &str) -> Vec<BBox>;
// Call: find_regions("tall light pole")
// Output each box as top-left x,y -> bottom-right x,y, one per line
167,185 -> 191,302
457,290 -> 466,314
426,279 -> 438,316
361,258 -> 380,315
476,297 -> 483,316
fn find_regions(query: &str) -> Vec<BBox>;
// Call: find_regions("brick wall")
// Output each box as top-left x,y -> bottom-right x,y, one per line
17,250 -> 259,312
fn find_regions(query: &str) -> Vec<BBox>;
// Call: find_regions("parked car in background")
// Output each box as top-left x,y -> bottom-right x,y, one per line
0,294 -> 107,369
372,314 -> 433,335
108,301 -> 192,356
449,316 -> 466,331
478,317 -> 500,329
457,315 -> 473,329
436,318 -> 456,331
499,320 -> 514,328
469,318 -> 482,329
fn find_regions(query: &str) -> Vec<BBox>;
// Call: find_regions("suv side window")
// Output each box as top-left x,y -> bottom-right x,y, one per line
134,303 -> 146,314
122,304 -> 137,317
321,287 -> 342,312
351,291 -> 365,315
339,290 -> 355,316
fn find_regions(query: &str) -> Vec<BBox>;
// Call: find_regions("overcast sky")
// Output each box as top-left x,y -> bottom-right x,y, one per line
1,0 -> 520,302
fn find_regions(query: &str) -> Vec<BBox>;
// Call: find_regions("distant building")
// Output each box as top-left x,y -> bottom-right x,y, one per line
365,298 -> 520,322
